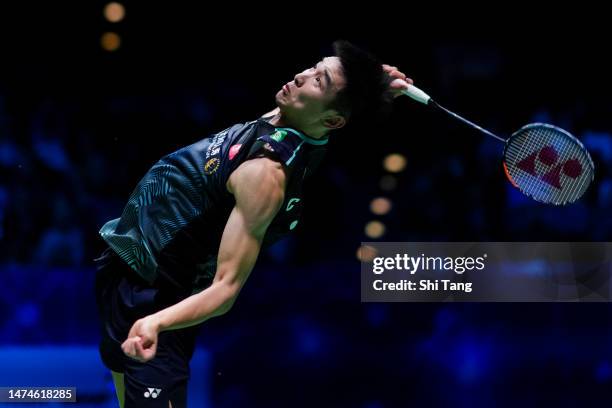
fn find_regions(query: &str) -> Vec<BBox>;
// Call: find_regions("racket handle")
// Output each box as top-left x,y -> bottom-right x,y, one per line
401,84 -> 432,105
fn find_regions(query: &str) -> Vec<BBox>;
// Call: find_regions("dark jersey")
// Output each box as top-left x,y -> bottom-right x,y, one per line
99,116 -> 327,295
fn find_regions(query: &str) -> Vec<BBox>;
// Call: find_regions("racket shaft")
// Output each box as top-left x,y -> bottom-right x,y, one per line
431,100 -> 506,143
402,84 -> 506,143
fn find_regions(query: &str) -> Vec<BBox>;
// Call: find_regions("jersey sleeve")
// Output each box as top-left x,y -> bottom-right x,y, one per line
245,129 -> 306,168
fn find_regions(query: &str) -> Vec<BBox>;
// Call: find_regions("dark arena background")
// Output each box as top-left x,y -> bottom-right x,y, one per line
1,3 -> 612,407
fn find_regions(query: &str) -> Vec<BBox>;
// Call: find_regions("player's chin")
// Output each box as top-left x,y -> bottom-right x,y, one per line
275,91 -> 287,104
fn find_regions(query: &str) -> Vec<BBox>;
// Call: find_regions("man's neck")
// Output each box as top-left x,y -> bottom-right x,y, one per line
264,108 -> 328,139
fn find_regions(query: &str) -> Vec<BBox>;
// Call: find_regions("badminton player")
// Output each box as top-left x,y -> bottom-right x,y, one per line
94,40 -> 412,407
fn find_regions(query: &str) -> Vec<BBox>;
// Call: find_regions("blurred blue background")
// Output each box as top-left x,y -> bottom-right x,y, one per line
1,2 -> 612,407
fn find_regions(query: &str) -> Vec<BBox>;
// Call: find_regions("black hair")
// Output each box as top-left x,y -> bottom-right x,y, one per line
330,40 -> 394,126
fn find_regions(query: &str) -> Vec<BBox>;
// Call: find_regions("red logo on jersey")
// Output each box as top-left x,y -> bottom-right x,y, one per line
229,144 -> 242,160
515,145 -> 583,189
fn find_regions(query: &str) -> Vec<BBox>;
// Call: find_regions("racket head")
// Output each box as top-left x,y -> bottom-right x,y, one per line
502,123 -> 594,205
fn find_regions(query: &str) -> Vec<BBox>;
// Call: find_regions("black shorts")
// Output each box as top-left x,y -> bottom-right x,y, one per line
94,246 -> 201,408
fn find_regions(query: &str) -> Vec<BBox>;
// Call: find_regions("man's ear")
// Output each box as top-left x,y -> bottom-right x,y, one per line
322,112 -> 346,130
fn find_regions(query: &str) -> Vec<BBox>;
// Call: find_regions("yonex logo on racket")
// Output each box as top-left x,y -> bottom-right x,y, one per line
516,145 -> 583,189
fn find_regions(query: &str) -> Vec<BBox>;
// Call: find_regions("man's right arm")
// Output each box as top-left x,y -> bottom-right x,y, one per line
151,157 -> 286,332
122,157 -> 286,362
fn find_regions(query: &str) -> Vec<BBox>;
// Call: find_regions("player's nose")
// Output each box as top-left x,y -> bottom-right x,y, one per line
294,73 -> 304,87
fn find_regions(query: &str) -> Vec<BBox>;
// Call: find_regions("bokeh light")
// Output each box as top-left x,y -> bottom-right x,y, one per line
101,32 -> 121,52
356,245 -> 378,262
370,197 -> 392,215
104,2 -> 125,23
365,221 -> 386,239
383,153 -> 407,173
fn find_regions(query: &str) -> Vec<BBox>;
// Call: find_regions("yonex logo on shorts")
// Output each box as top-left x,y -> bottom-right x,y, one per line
144,388 -> 162,399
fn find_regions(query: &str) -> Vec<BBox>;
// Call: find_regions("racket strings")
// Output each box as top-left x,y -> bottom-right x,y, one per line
504,124 -> 593,204
509,127 -> 576,202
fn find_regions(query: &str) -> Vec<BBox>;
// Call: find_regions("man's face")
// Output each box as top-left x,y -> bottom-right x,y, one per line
275,56 -> 346,130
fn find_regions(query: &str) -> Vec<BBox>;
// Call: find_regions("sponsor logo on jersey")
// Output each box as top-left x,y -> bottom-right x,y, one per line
206,130 -> 229,159
286,197 -> 301,211
270,129 -> 288,142
204,157 -> 220,175
229,144 -> 242,160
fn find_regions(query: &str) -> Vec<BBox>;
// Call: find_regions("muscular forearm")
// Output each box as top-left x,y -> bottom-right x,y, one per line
153,280 -> 236,332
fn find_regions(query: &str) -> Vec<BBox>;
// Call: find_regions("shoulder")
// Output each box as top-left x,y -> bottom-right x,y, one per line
225,158 -> 286,233
227,157 -> 286,200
